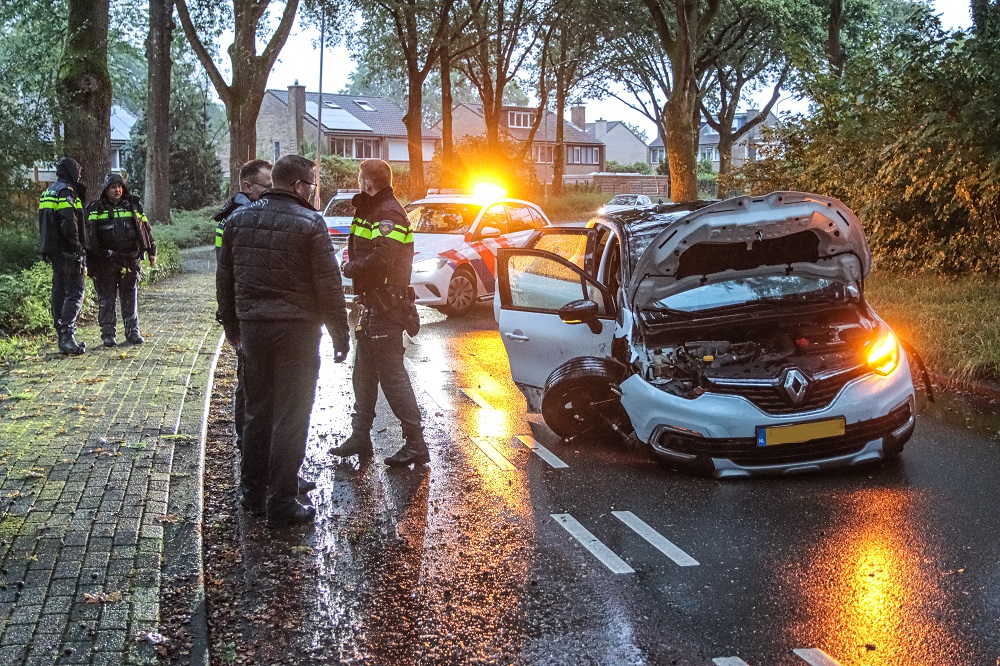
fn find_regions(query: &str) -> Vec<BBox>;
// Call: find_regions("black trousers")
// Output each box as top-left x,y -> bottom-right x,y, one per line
50,255 -> 85,334
240,319 -> 321,509
92,257 -> 140,337
351,319 -> 422,437
234,349 -> 245,449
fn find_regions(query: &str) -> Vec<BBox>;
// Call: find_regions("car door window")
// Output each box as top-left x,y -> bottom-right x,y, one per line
478,204 -> 508,236
500,249 -> 613,316
505,204 -> 537,233
528,229 -> 596,273
527,207 -> 547,228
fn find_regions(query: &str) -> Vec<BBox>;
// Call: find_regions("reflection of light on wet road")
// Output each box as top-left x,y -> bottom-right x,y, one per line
793,489 -> 971,665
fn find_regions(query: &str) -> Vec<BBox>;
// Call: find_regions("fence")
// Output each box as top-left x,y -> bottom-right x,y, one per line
562,173 -> 671,197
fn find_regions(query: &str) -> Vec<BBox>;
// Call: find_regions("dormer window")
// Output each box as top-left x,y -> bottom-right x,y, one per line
355,101 -> 376,111
508,111 -> 534,128
325,102 -> 342,109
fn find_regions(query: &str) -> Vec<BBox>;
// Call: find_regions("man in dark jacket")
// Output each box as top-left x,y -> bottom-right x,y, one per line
211,159 -> 272,457
330,159 -> 427,468
85,173 -> 157,347
38,157 -> 88,355
212,159 -> 272,260
217,154 -> 350,528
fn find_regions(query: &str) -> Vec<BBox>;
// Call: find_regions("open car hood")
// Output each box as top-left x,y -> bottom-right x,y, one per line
627,192 -> 873,311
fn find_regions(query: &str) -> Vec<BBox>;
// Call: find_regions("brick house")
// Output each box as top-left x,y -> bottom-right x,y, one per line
697,109 -> 777,172
441,103 -> 605,184
254,84 -> 440,168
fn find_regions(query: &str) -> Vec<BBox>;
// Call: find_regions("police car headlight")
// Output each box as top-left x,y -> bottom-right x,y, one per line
413,257 -> 448,274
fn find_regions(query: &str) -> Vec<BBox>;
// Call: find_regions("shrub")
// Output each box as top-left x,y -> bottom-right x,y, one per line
606,161 -> 652,175
141,242 -> 182,284
0,262 -> 62,336
152,207 -> 217,249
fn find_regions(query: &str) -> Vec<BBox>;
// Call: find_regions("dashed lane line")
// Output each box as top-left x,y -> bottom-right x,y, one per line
611,511 -> 699,567
712,658 -> 750,666
551,514 -> 635,574
793,648 -> 842,666
403,357 -> 454,411
514,435 -> 569,469
460,387 -> 495,410
469,436 -> 517,471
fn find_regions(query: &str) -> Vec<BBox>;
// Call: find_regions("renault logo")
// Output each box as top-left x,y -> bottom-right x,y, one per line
781,369 -> 810,404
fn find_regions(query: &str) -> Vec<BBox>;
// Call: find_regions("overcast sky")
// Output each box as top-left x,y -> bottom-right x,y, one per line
257,0 -> 973,143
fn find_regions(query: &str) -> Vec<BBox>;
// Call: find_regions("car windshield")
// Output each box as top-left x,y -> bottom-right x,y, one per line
406,203 -> 481,234
324,198 -> 355,217
649,276 -> 845,313
608,195 -> 637,206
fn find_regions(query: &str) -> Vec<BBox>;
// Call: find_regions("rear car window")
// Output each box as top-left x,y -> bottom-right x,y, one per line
406,203 -> 481,234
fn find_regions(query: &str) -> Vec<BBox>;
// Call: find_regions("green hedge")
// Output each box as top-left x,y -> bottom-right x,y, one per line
152,207 -> 218,249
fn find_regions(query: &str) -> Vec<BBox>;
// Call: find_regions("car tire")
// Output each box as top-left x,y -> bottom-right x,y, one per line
541,356 -> 630,440
438,268 -> 477,317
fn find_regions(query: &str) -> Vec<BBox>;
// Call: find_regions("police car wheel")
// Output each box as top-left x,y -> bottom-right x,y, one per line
439,269 -> 476,317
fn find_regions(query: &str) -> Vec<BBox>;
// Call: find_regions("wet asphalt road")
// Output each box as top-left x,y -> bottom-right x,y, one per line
249,303 -> 1000,665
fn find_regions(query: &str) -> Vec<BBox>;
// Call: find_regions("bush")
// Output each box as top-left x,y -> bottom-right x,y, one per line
0,228 -> 40,274
606,160 -> 653,175
152,207 -> 217,249
0,262 -> 63,336
541,191 -> 609,223
141,242 -> 182,284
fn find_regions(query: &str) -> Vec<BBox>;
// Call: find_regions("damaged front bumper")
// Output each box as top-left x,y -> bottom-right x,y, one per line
620,356 -> 916,478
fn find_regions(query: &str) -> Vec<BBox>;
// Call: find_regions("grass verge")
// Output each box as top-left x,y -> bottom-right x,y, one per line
866,271 -> 1000,381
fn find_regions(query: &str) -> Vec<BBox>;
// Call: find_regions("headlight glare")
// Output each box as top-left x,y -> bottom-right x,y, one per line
413,257 -> 448,273
866,330 -> 900,375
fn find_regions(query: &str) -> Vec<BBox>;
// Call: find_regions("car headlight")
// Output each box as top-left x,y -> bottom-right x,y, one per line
866,330 -> 900,375
413,257 -> 448,273
597,206 -> 606,214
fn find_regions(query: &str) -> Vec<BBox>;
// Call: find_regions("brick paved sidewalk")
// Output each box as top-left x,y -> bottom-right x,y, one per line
0,248 -> 220,665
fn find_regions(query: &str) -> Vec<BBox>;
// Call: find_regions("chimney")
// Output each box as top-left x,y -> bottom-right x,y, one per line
570,105 -> 586,129
595,118 -> 607,139
288,82 -> 306,152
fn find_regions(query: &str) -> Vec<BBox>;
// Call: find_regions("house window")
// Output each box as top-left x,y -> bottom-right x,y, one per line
573,146 -> 581,164
588,147 -> 600,164
508,111 -> 534,128
110,149 -> 121,170
355,101 -> 376,112
273,141 -> 280,161
531,144 -> 554,163
354,139 -> 381,159
331,137 -> 353,157
325,102 -> 342,109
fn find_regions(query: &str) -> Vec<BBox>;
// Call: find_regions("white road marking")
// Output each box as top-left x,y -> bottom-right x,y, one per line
793,648 -> 842,666
551,514 -> 634,574
514,435 -> 568,469
461,387 -> 494,410
469,436 -> 516,471
712,658 -> 750,666
404,357 -> 454,411
611,511 -> 699,567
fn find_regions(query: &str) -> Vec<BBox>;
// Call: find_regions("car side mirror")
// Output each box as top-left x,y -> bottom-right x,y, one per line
559,299 -> 602,334
479,226 -> 502,239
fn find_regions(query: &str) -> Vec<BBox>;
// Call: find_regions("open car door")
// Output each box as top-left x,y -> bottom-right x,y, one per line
496,246 -> 617,413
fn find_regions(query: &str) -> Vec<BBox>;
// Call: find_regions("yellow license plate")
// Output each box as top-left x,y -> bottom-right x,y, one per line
756,417 -> 846,447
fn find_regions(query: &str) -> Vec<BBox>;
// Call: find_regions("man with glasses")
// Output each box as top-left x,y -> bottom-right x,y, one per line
213,159 -> 272,260
217,154 -> 350,528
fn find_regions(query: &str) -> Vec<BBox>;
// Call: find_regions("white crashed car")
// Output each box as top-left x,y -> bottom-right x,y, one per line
495,192 -> 917,478
598,194 -> 653,214
342,189 -> 552,316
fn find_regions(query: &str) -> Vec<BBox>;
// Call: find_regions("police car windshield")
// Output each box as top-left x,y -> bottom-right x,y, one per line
324,198 -> 355,217
406,203 -> 480,234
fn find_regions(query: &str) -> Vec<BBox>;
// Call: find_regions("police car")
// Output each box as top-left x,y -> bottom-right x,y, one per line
322,190 -> 357,249
341,187 -> 553,316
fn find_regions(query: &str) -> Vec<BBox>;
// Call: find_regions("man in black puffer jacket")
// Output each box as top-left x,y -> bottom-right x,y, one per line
217,154 -> 350,528
38,157 -> 88,355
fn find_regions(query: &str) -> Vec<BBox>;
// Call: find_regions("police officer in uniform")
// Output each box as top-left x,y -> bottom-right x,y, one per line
85,173 -> 156,347
213,159 -> 272,260
38,157 -> 88,355
331,159 -> 427,467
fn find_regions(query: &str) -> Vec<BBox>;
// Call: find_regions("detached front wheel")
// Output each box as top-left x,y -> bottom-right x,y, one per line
541,356 -> 631,441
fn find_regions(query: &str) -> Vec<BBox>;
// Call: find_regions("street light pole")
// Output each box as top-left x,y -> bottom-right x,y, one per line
314,8 -> 325,210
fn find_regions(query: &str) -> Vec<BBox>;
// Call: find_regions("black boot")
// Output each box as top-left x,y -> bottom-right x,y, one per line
330,430 -> 374,459
297,476 -> 317,493
267,500 -> 316,528
385,430 -> 430,468
102,334 -> 117,347
58,330 -> 86,356
125,329 -> 144,345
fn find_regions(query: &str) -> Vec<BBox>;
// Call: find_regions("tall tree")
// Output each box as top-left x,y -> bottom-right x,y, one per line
175,0 -> 300,187
641,0 -> 723,202
58,0 -> 113,189
460,0 -> 545,152
144,0 -> 173,222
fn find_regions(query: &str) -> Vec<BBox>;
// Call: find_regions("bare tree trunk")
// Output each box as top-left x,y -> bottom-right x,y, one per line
551,87 -> 567,196
144,0 -> 173,222
58,0 -> 112,191
226,87 -> 264,185
404,76 -> 426,197
441,47 -> 454,167
664,92 -> 698,202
